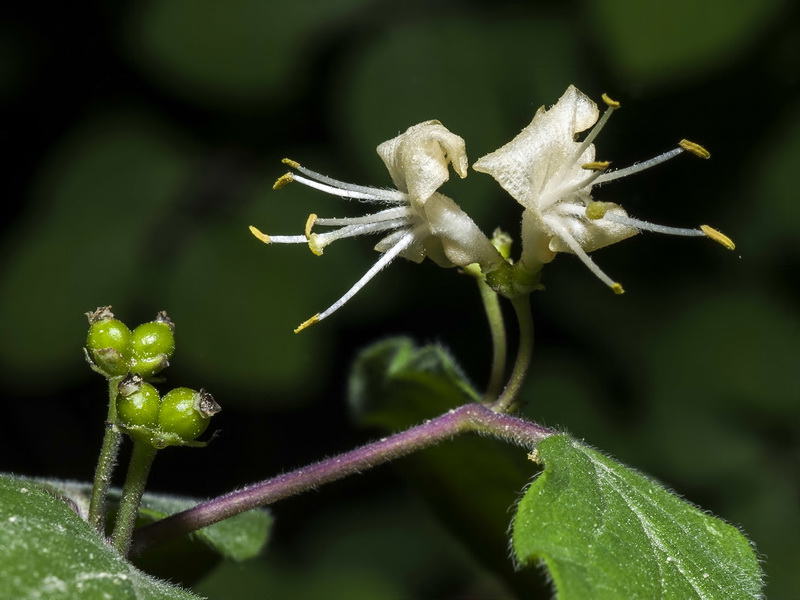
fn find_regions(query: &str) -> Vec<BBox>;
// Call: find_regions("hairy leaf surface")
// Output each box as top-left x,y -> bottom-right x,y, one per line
513,435 -> 763,599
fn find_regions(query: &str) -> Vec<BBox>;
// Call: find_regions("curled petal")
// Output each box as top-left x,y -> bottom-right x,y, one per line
377,120 -> 469,206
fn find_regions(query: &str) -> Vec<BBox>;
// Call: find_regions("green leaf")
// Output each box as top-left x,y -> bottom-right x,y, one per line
0,474 -> 201,600
349,337 -> 481,424
28,478 -> 271,563
513,435 -> 764,600
134,491 -> 271,562
348,338 -> 549,596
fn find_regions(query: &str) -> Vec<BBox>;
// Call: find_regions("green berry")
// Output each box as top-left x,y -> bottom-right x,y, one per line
117,378 -> 161,440
85,307 -> 131,377
129,312 -> 175,377
157,388 -> 220,443
129,355 -> 170,378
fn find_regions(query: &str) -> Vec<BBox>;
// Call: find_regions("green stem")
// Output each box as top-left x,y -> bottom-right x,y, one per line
88,377 -> 123,534
476,275 -> 508,402
111,441 -> 158,556
491,294 -> 534,413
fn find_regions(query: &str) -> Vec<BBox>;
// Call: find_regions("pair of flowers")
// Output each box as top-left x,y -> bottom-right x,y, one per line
250,86 -> 733,332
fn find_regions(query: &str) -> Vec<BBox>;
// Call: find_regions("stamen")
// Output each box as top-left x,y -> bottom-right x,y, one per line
248,225 -> 271,244
281,159 -> 406,203
313,206 -> 414,227
249,225 -> 311,245
582,161 -> 611,171
545,217 -> 624,293
291,173 -> 401,202
295,231 -> 416,332
305,214 -> 317,238
601,213 -> 707,237
308,219 -> 413,255
594,147 -> 684,184
541,166 -> 607,208
262,234 -> 309,244
601,93 -> 621,109
294,314 -> 320,334
567,99 -> 619,169
273,173 -> 294,190
700,225 -> 735,250
679,140 -> 711,159
585,201 -> 619,220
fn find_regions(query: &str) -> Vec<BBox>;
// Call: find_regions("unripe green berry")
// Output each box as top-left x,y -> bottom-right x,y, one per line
158,388 -> 220,443
85,306 -> 131,377
129,355 -> 170,378
116,378 -> 161,442
87,319 -> 130,354
129,312 -> 175,377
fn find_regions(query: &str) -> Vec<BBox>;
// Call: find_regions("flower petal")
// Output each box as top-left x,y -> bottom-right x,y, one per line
548,202 -> 638,254
474,85 -> 599,210
377,120 -> 468,205
421,193 -> 503,268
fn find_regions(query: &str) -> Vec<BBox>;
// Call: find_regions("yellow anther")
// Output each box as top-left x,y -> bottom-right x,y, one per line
585,201 -> 617,220
248,225 -> 271,244
304,213 -> 318,238
679,139 -> 711,159
700,225 -> 735,250
273,173 -> 294,190
527,449 -> 541,464
294,313 -> 320,334
582,161 -> 611,171
602,93 -> 620,109
307,233 -> 324,256
611,282 -> 625,295
281,158 -> 301,169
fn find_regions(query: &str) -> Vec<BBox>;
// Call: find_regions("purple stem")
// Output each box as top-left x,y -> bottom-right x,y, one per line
130,403 -> 553,555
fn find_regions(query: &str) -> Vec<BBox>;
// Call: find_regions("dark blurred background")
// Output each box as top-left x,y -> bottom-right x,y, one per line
1,0 -> 798,598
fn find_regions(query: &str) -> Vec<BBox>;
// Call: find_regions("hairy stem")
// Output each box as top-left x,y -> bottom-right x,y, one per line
112,441 -> 158,556
88,377 -> 123,534
476,275 -> 508,402
491,295 -> 534,413
130,403 -> 552,556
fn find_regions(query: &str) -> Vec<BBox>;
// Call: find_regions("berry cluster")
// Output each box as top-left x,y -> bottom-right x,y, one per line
85,306 -> 175,378
85,306 -> 219,447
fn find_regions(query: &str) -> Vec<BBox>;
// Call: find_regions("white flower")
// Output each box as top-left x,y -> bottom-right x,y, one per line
251,120 -> 503,332
474,85 -> 734,294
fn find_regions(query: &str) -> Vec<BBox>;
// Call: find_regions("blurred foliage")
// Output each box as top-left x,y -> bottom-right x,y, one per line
590,0 -> 784,87
2,0 -> 798,598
